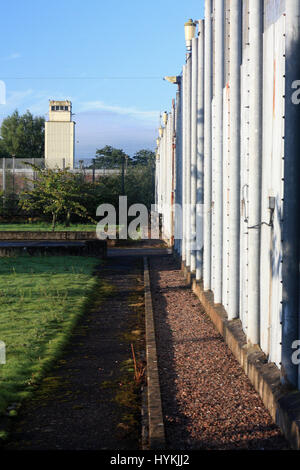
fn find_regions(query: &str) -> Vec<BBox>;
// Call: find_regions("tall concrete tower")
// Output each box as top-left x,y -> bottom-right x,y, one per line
45,100 -> 75,169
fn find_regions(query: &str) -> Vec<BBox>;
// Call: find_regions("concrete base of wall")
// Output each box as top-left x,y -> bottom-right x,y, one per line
179,259 -> 300,450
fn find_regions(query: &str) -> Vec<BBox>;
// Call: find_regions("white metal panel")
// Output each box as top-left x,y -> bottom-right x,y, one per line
168,112 -> 174,239
222,0 -> 231,310
261,20 -> 275,356
222,84 -> 230,310
203,0 -> 213,290
211,95 -> 216,294
191,37 -> 199,272
247,0 -> 263,345
269,12 -> 285,367
240,40 -> 250,333
196,20 -> 205,281
211,0 -> 224,304
182,66 -> 187,261
260,7 -> 285,366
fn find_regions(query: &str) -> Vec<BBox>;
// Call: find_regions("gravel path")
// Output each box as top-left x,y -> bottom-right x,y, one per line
150,255 -> 288,450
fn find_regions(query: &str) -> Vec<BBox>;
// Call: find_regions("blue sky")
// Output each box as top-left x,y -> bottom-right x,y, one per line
0,0 -> 204,162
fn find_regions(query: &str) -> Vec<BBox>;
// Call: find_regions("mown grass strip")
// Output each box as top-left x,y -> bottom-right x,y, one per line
0,223 -> 97,232
0,255 -> 99,417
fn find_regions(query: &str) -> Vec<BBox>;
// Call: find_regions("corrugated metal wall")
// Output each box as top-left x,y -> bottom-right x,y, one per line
156,0 -> 300,389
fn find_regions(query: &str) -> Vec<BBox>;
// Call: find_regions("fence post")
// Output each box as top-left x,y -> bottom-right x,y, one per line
2,157 -> 6,195
12,155 -> 15,194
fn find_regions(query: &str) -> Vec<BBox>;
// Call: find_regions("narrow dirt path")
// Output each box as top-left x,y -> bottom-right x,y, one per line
4,256 -> 144,450
150,255 -> 289,450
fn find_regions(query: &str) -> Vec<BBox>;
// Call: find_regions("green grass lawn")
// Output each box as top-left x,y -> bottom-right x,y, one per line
0,255 -> 99,418
0,223 -> 97,232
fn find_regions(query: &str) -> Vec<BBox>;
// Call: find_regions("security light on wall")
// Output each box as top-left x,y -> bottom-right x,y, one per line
163,112 -> 168,126
184,19 -> 196,51
164,76 -> 179,84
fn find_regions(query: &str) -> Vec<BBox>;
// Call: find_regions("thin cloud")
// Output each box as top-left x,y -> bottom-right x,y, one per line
78,100 -> 159,122
0,89 -> 70,116
4,89 -> 33,108
2,52 -> 21,61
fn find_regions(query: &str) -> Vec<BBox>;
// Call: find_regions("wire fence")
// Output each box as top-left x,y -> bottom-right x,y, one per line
0,158 -> 120,194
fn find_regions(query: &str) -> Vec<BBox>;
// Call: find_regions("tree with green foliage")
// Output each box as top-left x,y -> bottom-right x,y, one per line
125,149 -> 156,210
91,145 -> 130,169
83,175 -> 121,212
0,110 -> 45,158
19,165 -> 94,231
125,164 -> 155,211
131,149 -> 155,167
0,139 -> 9,158
0,190 -> 20,220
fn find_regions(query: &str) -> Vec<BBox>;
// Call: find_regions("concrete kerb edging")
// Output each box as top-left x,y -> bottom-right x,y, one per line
177,257 -> 300,450
143,256 -> 166,450
0,231 -> 98,240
